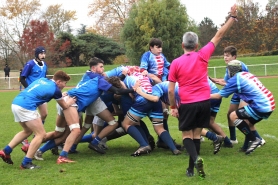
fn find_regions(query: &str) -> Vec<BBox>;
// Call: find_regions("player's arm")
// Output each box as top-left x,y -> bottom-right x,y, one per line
209,77 -> 226,86
135,87 -> 159,102
210,93 -> 222,99
168,81 -> 179,118
210,4 -> 237,47
168,82 -> 176,107
20,76 -> 29,88
20,63 -> 32,88
107,86 -> 135,95
148,74 -> 162,84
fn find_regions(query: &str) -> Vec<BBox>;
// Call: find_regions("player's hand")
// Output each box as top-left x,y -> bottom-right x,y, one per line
62,92 -> 68,97
141,70 -> 148,76
135,87 -> 143,94
122,68 -> 128,75
67,96 -> 77,105
133,80 -> 141,91
170,108 -> 179,118
230,4 -> 237,17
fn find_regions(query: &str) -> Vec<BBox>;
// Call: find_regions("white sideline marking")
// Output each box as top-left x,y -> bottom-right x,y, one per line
216,123 -> 229,129
262,134 -> 278,141
216,122 -> 278,141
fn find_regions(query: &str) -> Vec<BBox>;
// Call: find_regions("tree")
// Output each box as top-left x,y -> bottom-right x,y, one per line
121,0 -> 197,65
220,0 -> 261,53
0,0 -> 41,66
198,17 -> 223,55
255,2 -> 278,51
88,0 -> 138,41
41,4 -> 77,36
19,20 -> 55,62
77,24 -> 87,35
77,33 -> 125,64
54,32 -> 125,66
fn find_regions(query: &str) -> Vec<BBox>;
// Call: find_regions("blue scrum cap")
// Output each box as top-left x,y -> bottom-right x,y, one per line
35,46 -> 46,59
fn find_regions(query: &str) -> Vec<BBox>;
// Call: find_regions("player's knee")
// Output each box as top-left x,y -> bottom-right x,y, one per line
229,112 -> 237,123
153,123 -> 164,135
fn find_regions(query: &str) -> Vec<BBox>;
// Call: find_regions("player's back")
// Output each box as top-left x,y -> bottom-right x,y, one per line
12,78 -> 58,110
237,72 -> 275,112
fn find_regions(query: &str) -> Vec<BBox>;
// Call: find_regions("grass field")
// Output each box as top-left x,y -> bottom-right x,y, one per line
0,61 -> 278,184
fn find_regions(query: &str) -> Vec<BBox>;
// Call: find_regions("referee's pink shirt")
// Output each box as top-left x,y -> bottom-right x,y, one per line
168,42 -> 215,104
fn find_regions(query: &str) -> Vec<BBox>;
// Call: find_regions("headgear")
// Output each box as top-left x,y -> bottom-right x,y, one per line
35,46 -> 46,59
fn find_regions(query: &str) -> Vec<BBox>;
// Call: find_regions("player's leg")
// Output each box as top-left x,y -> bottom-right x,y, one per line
57,106 -> 80,163
20,118 -> 46,169
38,103 -> 48,124
34,112 -> 68,161
229,106 -> 264,154
35,128 -> 70,161
181,100 -> 210,179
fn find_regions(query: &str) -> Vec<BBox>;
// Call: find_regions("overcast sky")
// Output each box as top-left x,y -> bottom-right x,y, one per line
1,0 -> 269,32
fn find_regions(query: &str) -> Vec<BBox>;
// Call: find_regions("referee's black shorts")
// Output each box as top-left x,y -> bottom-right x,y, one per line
178,100 -> 210,131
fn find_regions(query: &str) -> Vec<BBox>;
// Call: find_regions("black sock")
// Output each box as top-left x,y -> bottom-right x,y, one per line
187,139 -> 201,169
183,138 -> 198,169
193,139 -> 201,155
140,120 -> 151,137
234,119 -> 256,141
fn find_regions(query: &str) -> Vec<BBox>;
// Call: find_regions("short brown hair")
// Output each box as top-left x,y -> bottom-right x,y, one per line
89,57 -> 104,68
224,46 -> 237,56
149,38 -> 163,49
53,70 -> 70,81
106,76 -> 122,88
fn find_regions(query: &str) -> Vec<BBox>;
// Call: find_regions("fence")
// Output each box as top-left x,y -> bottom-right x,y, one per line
1,63 -> 278,90
0,73 -> 84,90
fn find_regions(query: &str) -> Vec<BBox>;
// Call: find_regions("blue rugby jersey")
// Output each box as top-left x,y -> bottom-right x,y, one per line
12,78 -> 62,110
21,59 -> 47,86
152,81 -> 180,107
68,71 -> 112,112
140,51 -> 170,81
219,72 -> 275,112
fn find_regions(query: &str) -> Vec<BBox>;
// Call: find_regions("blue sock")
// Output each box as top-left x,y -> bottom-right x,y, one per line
205,131 -> 217,141
229,126 -> 236,140
60,150 -> 68,157
70,144 -> 77,151
159,131 -> 176,151
158,120 -> 170,143
224,136 -> 232,145
81,132 -> 94,143
127,126 -> 148,147
135,125 -> 148,143
252,130 -> 262,140
40,140 -> 56,153
22,156 -> 32,166
91,136 -> 101,145
3,145 -> 12,155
